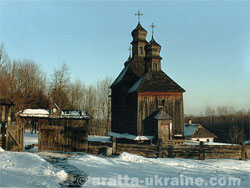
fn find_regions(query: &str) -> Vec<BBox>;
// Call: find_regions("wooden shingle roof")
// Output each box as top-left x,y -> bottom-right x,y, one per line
192,125 -> 217,138
129,70 -> 185,93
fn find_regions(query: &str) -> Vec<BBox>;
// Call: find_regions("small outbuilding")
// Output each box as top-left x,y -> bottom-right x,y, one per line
18,108 -> 93,152
184,122 -> 217,143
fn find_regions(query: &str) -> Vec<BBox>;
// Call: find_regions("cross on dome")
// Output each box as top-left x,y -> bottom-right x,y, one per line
135,10 -> 143,23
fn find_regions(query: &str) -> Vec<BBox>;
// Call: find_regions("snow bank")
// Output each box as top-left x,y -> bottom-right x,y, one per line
116,152 -> 150,163
0,151 -> 68,187
0,147 -> 4,152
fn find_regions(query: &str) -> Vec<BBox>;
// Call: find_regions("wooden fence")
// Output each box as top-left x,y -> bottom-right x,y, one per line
87,139 -> 250,160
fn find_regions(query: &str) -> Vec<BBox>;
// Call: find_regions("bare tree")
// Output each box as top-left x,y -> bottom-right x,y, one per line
228,125 -> 246,144
0,43 -> 10,68
84,85 -> 97,117
96,77 -> 112,132
69,79 -> 85,110
49,63 -> 71,109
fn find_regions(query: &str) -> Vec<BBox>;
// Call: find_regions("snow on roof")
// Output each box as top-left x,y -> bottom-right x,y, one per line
18,109 -> 92,119
18,109 -> 49,117
111,62 -> 131,87
128,73 -> 145,93
108,132 -> 154,141
244,140 -> 250,145
184,123 -> 199,137
88,136 -> 111,143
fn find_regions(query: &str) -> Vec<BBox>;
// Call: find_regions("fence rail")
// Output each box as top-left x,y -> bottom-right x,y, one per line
87,138 -> 250,160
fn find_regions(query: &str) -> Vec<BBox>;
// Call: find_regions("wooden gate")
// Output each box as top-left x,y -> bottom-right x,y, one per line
38,120 -> 88,152
6,124 -> 24,151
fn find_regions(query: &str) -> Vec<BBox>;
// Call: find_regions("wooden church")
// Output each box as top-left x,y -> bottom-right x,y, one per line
111,13 -> 185,143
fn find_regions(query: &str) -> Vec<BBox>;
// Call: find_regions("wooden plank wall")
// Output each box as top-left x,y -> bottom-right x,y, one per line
38,120 -> 88,152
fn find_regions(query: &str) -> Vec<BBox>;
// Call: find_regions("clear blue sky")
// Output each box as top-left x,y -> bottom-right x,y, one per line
0,0 -> 249,115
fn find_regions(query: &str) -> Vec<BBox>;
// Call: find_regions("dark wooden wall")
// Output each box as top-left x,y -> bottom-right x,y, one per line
111,89 -> 138,135
111,89 -> 184,138
38,119 -> 88,152
137,92 -> 184,137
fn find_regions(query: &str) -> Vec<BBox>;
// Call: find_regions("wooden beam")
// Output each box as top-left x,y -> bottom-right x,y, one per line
1,105 -> 6,122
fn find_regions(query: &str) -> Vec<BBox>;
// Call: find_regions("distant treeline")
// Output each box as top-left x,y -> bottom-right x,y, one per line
185,107 -> 250,144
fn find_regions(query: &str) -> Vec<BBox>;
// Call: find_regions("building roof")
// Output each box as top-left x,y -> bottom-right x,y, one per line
184,123 -> 217,138
17,109 -> 93,120
128,70 -> 185,93
184,124 -> 199,137
0,98 -> 15,106
192,126 -> 217,138
131,22 -> 147,36
154,110 -> 172,120
147,36 -> 161,47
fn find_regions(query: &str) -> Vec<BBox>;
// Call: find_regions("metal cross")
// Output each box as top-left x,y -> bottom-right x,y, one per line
150,23 -> 156,35
135,10 -> 143,22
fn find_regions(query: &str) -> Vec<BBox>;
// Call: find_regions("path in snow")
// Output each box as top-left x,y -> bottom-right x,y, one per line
39,152 -> 88,187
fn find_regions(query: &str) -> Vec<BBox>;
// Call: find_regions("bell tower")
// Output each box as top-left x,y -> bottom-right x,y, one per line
131,10 -> 148,57
145,23 -> 162,71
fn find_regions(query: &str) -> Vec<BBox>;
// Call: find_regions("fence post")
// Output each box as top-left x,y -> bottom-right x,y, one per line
1,122 -> 6,150
112,136 -> 116,155
158,139 -> 163,158
240,144 -> 246,161
199,141 -> 205,160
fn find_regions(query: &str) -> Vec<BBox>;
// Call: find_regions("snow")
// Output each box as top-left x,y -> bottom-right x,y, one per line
185,140 -> 238,145
24,131 -> 39,146
244,140 -> 250,145
109,132 -> 154,141
0,150 -> 249,187
18,109 -> 49,117
88,135 -> 111,143
69,153 -> 250,188
0,147 -> 4,152
0,151 -> 67,187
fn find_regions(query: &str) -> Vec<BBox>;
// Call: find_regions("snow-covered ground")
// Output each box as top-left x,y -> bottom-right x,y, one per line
0,133 -> 249,187
0,148 -> 249,188
24,131 -> 39,146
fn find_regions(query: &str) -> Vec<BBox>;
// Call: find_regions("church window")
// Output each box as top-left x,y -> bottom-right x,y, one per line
153,63 -> 158,70
140,47 -> 143,55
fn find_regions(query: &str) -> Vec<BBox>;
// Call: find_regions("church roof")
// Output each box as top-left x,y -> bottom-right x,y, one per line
128,70 -> 185,93
131,22 -> 147,36
110,62 -> 131,87
111,56 -> 146,89
154,110 -> 172,120
147,36 -> 161,47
